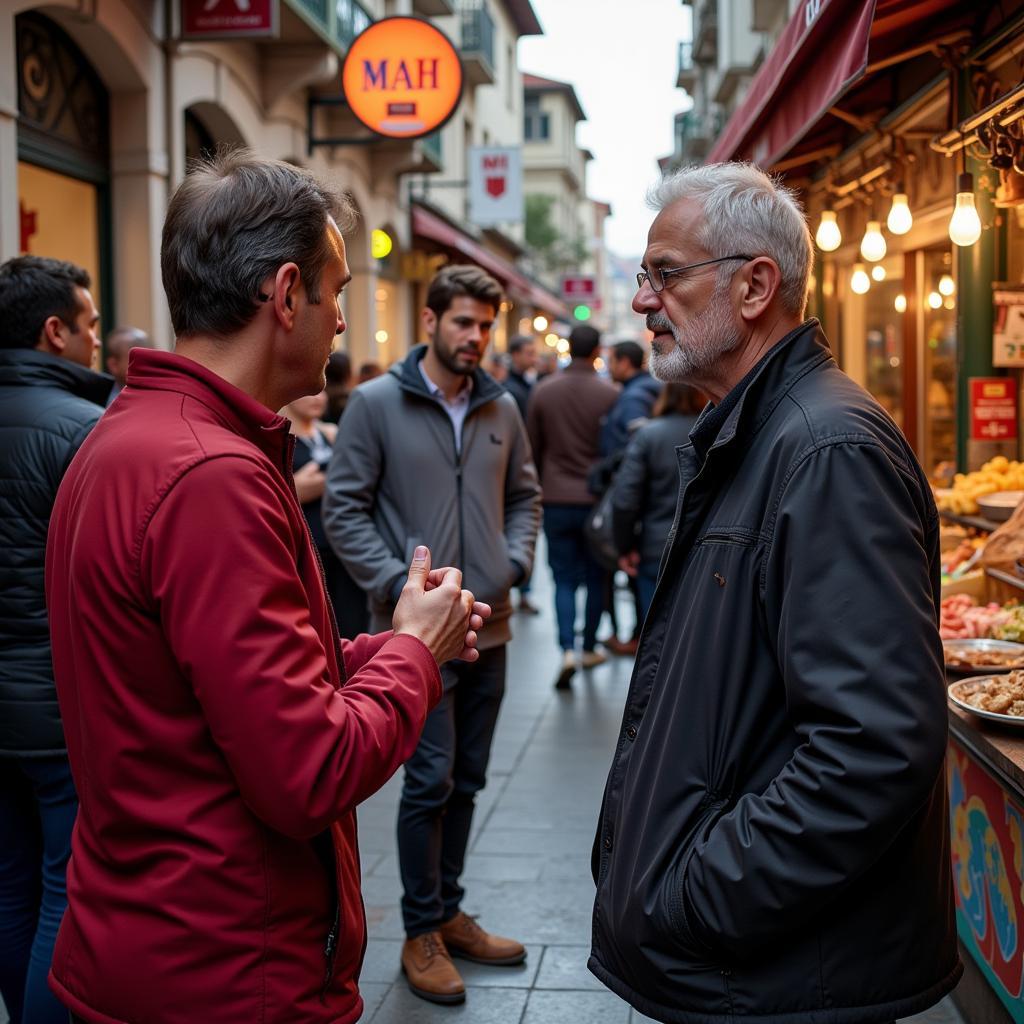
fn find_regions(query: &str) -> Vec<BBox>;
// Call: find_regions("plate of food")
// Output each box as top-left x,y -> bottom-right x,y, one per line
977,490 -> 1024,522
944,639 -> 1024,673
949,672 -> 1024,725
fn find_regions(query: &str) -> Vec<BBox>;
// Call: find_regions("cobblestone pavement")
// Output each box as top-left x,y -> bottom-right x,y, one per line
0,554 -> 966,1024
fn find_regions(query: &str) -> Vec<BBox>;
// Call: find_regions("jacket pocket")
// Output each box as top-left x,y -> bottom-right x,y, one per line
655,796 -> 728,958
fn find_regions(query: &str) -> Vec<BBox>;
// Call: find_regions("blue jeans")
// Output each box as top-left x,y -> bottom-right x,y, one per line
636,558 -> 662,624
398,646 -> 506,936
0,756 -> 77,1024
542,504 -> 606,651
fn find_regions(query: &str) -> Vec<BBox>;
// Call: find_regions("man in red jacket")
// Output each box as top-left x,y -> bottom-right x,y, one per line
44,150 -> 487,1024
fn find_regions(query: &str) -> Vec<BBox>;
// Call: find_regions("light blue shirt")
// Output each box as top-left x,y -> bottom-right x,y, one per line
419,360 -> 473,453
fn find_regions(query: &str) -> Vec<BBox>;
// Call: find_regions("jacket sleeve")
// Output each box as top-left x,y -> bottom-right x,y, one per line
341,630 -> 394,676
611,431 -> 648,553
503,408 -> 542,579
322,388 -> 408,605
141,456 -> 442,839
682,440 -> 947,958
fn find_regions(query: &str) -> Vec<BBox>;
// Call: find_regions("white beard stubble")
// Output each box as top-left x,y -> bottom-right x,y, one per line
649,280 -> 741,383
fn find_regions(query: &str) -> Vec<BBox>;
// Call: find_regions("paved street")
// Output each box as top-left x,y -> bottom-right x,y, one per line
354,557 -> 967,1024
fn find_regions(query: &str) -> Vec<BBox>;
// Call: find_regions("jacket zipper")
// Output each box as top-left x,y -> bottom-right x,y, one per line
320,904 -> 340,1000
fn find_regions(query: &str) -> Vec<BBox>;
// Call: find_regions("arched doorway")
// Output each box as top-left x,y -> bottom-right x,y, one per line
16,10 -> 111,333
184,102 -> 247,165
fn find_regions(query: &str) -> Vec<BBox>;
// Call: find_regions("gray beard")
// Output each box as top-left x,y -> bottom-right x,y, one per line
649,286 -> 740,383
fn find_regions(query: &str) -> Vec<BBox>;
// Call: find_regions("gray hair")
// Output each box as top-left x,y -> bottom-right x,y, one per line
647,163 -> 813,316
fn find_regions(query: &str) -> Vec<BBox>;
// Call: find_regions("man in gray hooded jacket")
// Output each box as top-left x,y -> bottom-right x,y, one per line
323,265 -> 541,1007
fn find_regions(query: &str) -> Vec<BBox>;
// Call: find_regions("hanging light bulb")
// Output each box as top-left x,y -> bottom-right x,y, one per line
815,210 -> 841,252
894,293 -> 907,313
927,291 -> 943,309
949,173 -> 982,247
860,220 -> 887,262
887,190 -> 913,235
851,263 -> 871,295
938,273 -> 955,296
871,265 -> 887,282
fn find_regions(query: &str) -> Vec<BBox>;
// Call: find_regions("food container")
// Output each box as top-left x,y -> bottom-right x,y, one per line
944,639 -> 1024,674
977,490 -> 1024,522
949,675 -> 1024,727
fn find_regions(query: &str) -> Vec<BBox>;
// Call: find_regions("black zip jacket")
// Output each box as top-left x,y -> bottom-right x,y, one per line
590,321 -> 961,1023
0,348 -> 112,755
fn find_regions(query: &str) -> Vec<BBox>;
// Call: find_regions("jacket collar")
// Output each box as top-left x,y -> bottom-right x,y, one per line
690,319 -> 832,462
126,348 -> 291,462
394,344 -> 506,412
0,348 -> 113,406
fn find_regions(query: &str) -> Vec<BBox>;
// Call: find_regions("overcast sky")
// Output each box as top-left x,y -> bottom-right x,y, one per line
518,0 -> 692,261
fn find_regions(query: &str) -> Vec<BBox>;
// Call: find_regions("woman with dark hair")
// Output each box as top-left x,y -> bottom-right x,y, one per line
611,382 -> 704,620
283,390 -> 369,639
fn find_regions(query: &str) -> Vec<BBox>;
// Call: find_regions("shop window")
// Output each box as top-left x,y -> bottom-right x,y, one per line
861,256 -> 904,430
15,11 -> 109,319
922,248 -> 957,481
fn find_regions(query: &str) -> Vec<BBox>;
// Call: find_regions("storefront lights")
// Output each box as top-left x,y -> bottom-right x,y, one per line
894,293 -> 907,313
938,273 -> 955,296
886,192 -> 913,235
949,173 -> 981,247
850,264 -> 871,295
556,338 -> 570,354
871,265 -> 886,282
371,229 -> 393,259
860,221 -> 886,263
815,210 -> 841,252
533,315 -> 549,332
544,332 -> 558,346
375,329 -> 389,343
927,291 -> 943,309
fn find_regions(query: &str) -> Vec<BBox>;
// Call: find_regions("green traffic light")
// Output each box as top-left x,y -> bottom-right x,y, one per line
573,304 -> 591,321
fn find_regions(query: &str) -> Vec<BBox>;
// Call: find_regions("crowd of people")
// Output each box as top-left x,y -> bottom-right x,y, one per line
0,151 -> 960,1024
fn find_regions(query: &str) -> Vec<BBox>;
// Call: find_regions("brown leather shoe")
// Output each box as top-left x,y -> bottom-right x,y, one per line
401,931 -> 466,1005
603,636 -> 638,656
440,911 -> 526,966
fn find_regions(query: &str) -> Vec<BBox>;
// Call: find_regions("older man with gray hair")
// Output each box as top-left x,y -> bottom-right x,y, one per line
589,163 -> 960,1024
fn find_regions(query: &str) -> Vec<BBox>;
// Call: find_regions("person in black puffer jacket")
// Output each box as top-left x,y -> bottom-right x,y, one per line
611,382 -> 704,621
0,256 -> 111,1024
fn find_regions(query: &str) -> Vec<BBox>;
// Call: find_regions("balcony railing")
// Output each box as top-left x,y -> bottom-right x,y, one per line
283,0 -> 371,56
677,40 -> 696,90
459,1 -> 496,85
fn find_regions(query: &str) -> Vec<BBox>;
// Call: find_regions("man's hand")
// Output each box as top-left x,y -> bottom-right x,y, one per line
618,551 -> 640,578
393,547 -> 491,664
293,461 -> 325,504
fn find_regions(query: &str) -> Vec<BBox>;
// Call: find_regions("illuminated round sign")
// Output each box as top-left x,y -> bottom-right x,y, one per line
342,17 -> 463,140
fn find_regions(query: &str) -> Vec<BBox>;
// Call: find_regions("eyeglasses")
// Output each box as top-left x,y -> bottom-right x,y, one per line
636,254 -> 755,293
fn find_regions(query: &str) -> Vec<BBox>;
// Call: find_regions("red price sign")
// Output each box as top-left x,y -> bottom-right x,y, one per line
181,0 -> 276,39
970,377 -> 1018,441
561,275 -> 595,301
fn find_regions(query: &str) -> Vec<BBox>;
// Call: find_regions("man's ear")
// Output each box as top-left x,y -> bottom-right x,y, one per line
737,257 -> 783,322
38,315 -> 67,354
421,306 -> 438,338
273,263 -> 302,327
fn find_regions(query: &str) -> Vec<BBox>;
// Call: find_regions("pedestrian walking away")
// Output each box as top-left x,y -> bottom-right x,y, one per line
598,339 -> 664,656
504,334 -> 541,614
527,324 -> 618,689
44,151 -> 488,1024
323,264 -> 541,1006
590,162 -> 961,1024
0,256 -> 109,1024
611,382 -> 703,620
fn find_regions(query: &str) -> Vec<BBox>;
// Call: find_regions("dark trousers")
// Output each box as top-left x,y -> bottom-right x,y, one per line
0,756 -> 77,1024
542,504 -> 605,652
398,646 -> 506,937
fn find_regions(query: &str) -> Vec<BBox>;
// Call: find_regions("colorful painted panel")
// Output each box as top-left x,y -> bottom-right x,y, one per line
948,737 -> 1024,1022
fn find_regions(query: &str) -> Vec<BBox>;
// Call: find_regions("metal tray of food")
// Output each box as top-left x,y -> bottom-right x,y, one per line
949,674 -> 1024,726
944,639 -> 1024,673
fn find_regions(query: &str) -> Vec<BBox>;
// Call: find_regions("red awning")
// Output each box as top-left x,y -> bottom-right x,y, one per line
707,0 -> 876,166
411,204 -> 567,317
707,0 -> 975,170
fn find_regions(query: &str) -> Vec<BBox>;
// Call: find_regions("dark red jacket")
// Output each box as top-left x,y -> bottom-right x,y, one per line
45,350 -> 442,1024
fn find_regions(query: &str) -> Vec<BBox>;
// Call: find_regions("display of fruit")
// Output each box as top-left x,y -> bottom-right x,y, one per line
937,457 -> 1024,516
